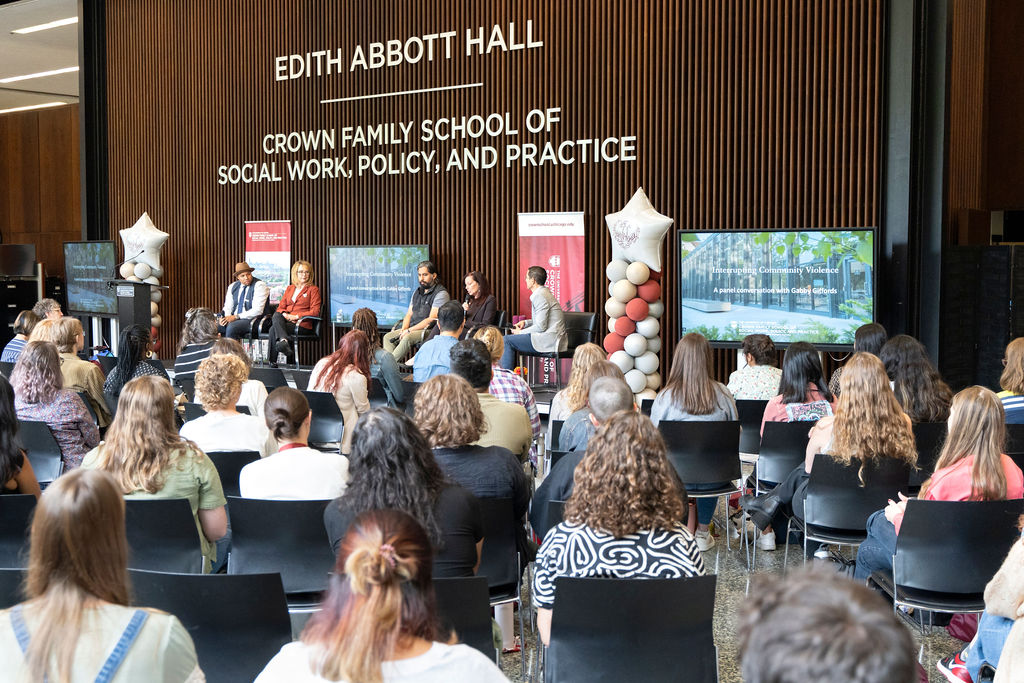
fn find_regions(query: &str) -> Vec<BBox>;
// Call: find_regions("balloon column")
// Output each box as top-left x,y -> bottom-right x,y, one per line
118,212 -> 170,353
603,188 -> 674,402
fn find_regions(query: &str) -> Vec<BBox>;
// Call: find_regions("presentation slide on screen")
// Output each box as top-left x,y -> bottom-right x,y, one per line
678,230 -> 874,345
328,245 -> 430,327
64,242 -> 117,316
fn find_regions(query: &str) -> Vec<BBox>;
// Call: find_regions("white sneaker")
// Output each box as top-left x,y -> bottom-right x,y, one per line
695,529 -> 716,552
757,530 -> 777,551
728,513 -> 755,540
813,546 -> 831,560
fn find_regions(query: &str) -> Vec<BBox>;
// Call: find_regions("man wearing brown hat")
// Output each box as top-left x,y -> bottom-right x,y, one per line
217,261 -> 269,340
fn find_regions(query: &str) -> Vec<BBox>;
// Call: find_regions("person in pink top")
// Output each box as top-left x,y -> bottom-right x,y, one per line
760,341 -> 837,436
854,385 -> 1024,581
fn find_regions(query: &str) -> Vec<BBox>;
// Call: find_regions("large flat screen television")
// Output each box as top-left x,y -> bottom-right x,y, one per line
677,229 -> 875,347
328,245 -> 431,327
64,241 -> 118,316
0,244 -> 36,277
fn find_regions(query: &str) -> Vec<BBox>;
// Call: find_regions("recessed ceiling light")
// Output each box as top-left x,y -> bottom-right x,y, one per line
11,17 -> 78,34
0,102 -> 69,115
0,66 -> 79,83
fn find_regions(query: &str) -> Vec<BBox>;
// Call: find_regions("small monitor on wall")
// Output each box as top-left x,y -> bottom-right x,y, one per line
677,229 -> 875,348
64,241 -> 118,316
327,245 -> 431,327
0,244 -> 37,277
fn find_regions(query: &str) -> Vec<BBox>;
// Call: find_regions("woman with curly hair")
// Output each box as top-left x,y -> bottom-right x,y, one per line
173,308 -> 219,381
12,341 -> 99,470
81,375 -> 227,572
309,330 -> 371,454
547,342 -> 605,424
0,374 -> 41,497
533,410 -> 705,645
324,407 -> 482,577
255,509 -> 506,683
998,337 -> 1024,424
350,307 -> 403,407
194,337 -> 268,417
880,334 -> 953,422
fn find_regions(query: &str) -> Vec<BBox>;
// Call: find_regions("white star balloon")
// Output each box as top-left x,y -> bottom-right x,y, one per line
604,188 -> 674,272
119,212 -> 169,272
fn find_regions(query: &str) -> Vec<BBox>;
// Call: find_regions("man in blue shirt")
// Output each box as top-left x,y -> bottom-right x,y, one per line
413,301 -> 465,381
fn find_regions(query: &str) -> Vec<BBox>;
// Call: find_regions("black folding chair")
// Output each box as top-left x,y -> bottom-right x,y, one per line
517,312 -> 597,389
300,390 -> 345,450
175,376 -> 196,402
478,497 -> 525,671
639,398 -> 654,416
96,355 -> 117,375
736,399 -> 769,455
0,361 -> 14,378
756,421 -> 815,491
206,451 -> 261,499
0,495 -> 36,569
130,569 -> 292,683
76,391 -> 101,425
544,575 -> 718,683
433,576 -> 498,662
909,421 -> 947,494
403,381 -> 423,416
0,568 -> 25,609
17,420 -> 64,486
1006,423 -> 1024,454
549,420 -> 565,448
290,368 -> 312,391
248,366 -> 289,391
367,376 -> 390,410
124,498 -> 204,573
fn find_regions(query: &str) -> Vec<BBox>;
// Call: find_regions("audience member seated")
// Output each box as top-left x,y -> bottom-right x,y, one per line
350,307 -> 404,407
650,332 -> 739,551
998,337 -> 1024,425
854,386 -> 1024,581
828,322 -> 888,396
32,317 -> 112,428
534,411 -> 705,646
324,407 -> 482,577
449,339 -> 532,463
82,376 -> 227,572
195,338 -> 268,417
760,341 -> 835,433
546,342 -> 605,426
180,353 -> 274,457
217,261 -> 270,341
473,326 -> 541,456
558,361 -> 627,453
412,301 -> 464,381
0,310 -> 39,364
499,265 -> 566,370
173,308 -> 220,381
102,324 -> 170,398
937,515 -> 1024,683
11,341 -> 99,471
255,509 -> 507,683
268,259 -> 321,366
0,374 -> 41,497
309,330 -> 371,455
0,469 -> 203,681
739,568 -> 915,683
740,353 -> 917,555
31,298 -> 62,321
727,333 -> 782,400
529,377 -> 635,537
239,387 -> 348,500
880,334 -> 953,422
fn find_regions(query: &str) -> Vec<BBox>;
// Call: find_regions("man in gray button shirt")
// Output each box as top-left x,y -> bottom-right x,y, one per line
500,265 -> 567,369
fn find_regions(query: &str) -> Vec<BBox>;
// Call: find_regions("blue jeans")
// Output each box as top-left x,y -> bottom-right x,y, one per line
501,334 -> 536,370
853,509 -> 896,581
966,611 -> 1014,681
687,482 -> 727,526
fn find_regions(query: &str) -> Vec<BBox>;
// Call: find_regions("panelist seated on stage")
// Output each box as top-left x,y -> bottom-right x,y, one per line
382,260 -> 450,360
217,261 -> 269,340
269,260 -> 321,366
500,265 -> 567,370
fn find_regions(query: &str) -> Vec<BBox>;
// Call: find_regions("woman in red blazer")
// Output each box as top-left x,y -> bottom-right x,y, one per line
271,260 -> 322,364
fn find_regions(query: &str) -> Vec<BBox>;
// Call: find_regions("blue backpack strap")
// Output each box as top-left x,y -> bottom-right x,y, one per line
93,609 -> 149,683
9,604 -> 31,654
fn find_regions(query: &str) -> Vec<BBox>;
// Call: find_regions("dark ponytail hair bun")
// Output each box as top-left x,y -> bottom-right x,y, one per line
263,387 -> 310,440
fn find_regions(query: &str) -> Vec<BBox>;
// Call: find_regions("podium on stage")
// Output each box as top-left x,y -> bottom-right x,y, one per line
106,279 -> 160,330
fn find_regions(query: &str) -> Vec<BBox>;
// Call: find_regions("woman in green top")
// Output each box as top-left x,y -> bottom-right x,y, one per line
81,375 -> 227,571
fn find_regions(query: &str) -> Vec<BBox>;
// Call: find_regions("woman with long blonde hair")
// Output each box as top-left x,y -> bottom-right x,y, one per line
998,337 -> 1024,424
255,509 -> 505,683
546,342 -> 605,422
854,386 -> 1024,581
0,468 -> 203,682
81,375 -> 227,572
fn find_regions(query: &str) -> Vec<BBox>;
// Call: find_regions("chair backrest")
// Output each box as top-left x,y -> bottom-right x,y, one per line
910,421 -> 948,489
17,420 -> 64,485
206,450 -> 261,499
757,421 -> 815,485
432,576 -> 497,660
0,568 -> 24,610
183,402 -> 205,422
129,569 -> 292,683
300,390 -> 345,446
290,368 -> 312,390
175,376 -> 196,402
403,381 -> 423,416
124,498 -> 203,573
1006,423 -> 1024,454
804,454 -> 911,533
1009,451 -> 1024,474
294,304 -> 324,339
639,398 -> 654,416
736,399 -> 770,454
367,376 -> 389,409
248,366 -> 289,391
657,420 -> 742,485
76,391 -> 100,425
547,575 -> 718,683
549,419 -> 565,446
477,497 -> 518,591
0,361 -> 14,378
562,312 -> 597,349
96,355 -> 117,375
549,450 -> 571,471
895,499 -> 1024,595
0,495 -> 36,569
103,391 -> 119,419
226,496 -> 334,594
546,500 -> 567,532
494,310 -> 508,331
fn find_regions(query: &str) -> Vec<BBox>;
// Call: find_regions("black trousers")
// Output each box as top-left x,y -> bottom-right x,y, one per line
769,466 -> 810,523
270,312 -> 296,344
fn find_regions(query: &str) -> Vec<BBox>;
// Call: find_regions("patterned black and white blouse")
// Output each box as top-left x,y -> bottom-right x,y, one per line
532,521 -> 707,609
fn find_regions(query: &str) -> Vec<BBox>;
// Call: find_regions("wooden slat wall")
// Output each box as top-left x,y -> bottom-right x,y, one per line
104,0 -> 882,379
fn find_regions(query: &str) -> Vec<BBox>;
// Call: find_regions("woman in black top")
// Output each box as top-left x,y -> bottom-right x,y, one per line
103,324 -> 169,397
0,374 -> 41,497
323,407 -> 483,578
461,271 -> 497,338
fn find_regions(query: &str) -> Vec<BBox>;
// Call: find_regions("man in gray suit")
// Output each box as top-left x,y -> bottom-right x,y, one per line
500,265 -> 567,369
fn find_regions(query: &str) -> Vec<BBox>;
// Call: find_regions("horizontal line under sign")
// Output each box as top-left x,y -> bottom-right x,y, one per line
321,82 -> 483,104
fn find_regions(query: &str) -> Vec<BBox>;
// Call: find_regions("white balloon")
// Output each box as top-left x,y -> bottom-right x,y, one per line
648,300 -> 665,318
612,279 -> 637,304
606,259 -> 629,283
646,372 -> 662,391
626,261 -> 651,285
150,301 -> 158,316
150,289 -> 162,303
604,188 -> 674,271
143,276 -> 159,286
607,281 -> 615,297
623,333 -> 648,357
636,316 -> 661,338
625,369 -> 648,393
150,266 -> 164,278
133,262 -> 152,279
635,388 -> 658,402
151,314 -> 162,328
604,298 -> 626,318
647,336 -> 662,354
608,317 -> 618,332
635,351 -> 660,375
119,212 -> 169,274
126,275 -> 141,282
119,262 -> 136,279
609,350 -> 634,373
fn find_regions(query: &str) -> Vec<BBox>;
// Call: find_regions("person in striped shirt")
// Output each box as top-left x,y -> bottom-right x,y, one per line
998,338 -> 1024,424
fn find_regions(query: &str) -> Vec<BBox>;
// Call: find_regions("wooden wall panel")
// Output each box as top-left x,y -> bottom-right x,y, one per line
104,0 -> 882,378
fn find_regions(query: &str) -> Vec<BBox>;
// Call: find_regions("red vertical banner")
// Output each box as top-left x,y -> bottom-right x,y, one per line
517,212 -> 586,384
244,220 -> 292,304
